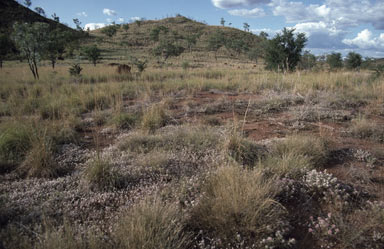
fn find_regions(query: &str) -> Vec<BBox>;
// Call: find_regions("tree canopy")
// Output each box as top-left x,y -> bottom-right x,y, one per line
326,52 -> 343,70
345,52 -> 362,70
82,45 -> 101,66
264,28 -> 307,72
12,22 -> 50,79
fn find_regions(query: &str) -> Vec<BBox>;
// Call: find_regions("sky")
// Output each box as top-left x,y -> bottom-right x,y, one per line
20,0 -> 384,57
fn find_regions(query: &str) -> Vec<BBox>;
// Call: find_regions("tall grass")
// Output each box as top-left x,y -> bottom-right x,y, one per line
189,165 -> 284,245
114,197 -> 189,249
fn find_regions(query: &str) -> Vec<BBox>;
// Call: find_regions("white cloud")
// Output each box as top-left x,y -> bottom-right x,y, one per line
103,8 -> 117,16
212,0 -> 270,9
228,8 -> 265,17
250,28 -> 279,36
343,29 -> 384,50
130,16 -> 142,22
106,18 -> 113,23
84,23 -> 106,31
266,0 -> 384,56
270,0 -> 384,29
77,11 -> 87,17
293,21 -> 347,49
118,18 -> 125,23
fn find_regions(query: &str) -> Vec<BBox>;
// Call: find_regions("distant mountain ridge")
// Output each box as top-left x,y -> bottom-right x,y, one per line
0,0 -> 75,34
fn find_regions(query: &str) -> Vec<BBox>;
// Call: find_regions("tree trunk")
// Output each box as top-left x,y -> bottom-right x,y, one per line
33,58 -> 39,79
51,59 -> 55,69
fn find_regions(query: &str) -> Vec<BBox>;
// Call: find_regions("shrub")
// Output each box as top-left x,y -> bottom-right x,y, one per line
114,197 -> 189,249
181,61 -> 190,70
69,63 -> 82,77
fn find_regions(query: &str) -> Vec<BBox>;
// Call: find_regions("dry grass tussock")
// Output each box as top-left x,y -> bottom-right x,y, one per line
189,165 -> 287,246
114,196 -> 190,249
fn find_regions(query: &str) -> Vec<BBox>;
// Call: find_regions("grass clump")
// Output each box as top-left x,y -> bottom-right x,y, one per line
272,135 -> 330,168
260,152 -> 312,179
114,197 -> 189,249
350,117 -> 384,143
141,104 -> 169,133
0,122 -> 31,169
189,165 -> 286,246
18,135 -> 58,178
119,126 -> 221,155
111,112 -> 140,130
226,132 -> 266,167
84,157 -> 118,190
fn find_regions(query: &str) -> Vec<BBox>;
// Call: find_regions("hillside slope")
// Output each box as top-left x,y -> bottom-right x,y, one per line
88,16 -> 264,61
0,0 -> 75,34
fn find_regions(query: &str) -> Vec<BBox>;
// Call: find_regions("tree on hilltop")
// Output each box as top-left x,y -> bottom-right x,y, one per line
101,25 -> 118,38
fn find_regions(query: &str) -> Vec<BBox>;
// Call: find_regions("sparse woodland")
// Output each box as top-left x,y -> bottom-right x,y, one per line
1,2 -> 384,249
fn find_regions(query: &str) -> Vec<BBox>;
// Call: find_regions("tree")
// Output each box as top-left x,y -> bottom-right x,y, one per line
73,18 -> 82,31
34,7 -> 46,17
207,30 -> 225,60
153,40 -> 184,60
185,33 -> 199,53
101,25 -> 118,38
45,28 -> 66,69
122,23 -> 129,32
135,20 -> 142,27
259,31 -> 269,39
225,38 -> 248,56
265,28 -> 307,72
345,52 -> 362,70
150,26 -> 169,42
220,17 -> 225,26
248,46 -> 262,63
243,23 -> 250,32
23,0 -> 32,7
51,13 -> 60,22
12,22 -> 50,79
83,45 -> 101,66
299,51 -> 317,70
0,34 -> 13,69
326,52 -> 343,70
